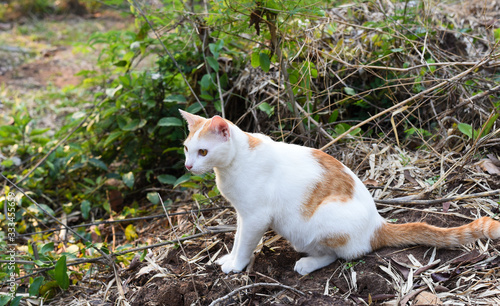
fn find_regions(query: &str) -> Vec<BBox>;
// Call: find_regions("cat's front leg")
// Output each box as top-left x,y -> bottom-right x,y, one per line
216,214 -> 269,273
215,216 -> 242,267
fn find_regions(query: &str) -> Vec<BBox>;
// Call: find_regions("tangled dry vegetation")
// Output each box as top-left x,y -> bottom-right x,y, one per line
41,0 -> 500,305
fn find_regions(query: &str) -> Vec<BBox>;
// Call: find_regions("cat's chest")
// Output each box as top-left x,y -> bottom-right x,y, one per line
214,170 -> 256,203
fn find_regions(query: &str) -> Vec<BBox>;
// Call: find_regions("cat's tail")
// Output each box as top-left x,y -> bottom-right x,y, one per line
371,217 -> 500,250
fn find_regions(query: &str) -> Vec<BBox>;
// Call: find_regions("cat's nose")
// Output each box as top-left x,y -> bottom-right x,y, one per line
185,164 -> 193,170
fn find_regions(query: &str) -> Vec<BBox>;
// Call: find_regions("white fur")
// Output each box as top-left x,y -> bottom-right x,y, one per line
181,111 -> 385,275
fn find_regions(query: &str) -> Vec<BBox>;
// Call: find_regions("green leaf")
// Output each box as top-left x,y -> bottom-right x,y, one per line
81,200 -> 91,220
0,295 -> 11,306
328,109 -> 339,123
199,93 -> 214,101
174,173 -> 191,188
40,242 -> 54,255
158,174 -> 176,185
11,296 -> 22,306
192,193 -> 206,202
158,117 -> 183,127
426,58 -> 436,73
209,39 -> 224,57
349,127 -> 362,136
457,123 -> 477,139
103,130 -> 123,147
481,112 -> 499,137
30,128 -> 50,136
122,172 -> 134,189
344,87 -> 356,96
251,52 -> 260,68
164,95 -> 186,103
1,159 -> 14,168
199,74 -> 213,90
125,224 -> 138,241
186,102 -> 206,114
259,52 -> 270,72
105,84 -> 123,98
140,249 -> 147,261
116,115 -> 128,129
146,192 -> 160,205
29,276 -> 45,296
208,188 -> 220,198
55,256 -> 69,290
103,201 -> 111,213
494,28 -> 500,42
88,158 -> 108,171
0,125 -> 21,137
113,60 -> 128,67
122,118 -> 147,131
258,102 -> 275,117
206,56 -> 219,72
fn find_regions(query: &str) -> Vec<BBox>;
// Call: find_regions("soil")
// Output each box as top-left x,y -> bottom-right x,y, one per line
110,206 -> 499,306
0,11 -> 132,90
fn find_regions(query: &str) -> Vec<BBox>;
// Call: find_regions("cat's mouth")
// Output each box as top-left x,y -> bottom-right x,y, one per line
186,167 -> 209,175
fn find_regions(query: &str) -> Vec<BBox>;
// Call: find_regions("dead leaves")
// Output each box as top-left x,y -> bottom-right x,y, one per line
477,154 -> 500,175
379,249 -> 500,305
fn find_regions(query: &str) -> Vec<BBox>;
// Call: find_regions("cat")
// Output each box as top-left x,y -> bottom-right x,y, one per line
179,110 -> 500,275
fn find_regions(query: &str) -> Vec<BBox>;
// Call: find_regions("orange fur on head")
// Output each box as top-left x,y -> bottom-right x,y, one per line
245,133 -> 262,149
301,150 -> 355,219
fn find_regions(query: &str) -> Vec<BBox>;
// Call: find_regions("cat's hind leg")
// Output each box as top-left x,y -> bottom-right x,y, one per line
294,254 -> 338,275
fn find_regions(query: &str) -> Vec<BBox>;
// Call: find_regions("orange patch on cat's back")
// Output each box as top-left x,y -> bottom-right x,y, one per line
245,133 -> 262,149
301,150 -> 355,219
321,233 -> 350,249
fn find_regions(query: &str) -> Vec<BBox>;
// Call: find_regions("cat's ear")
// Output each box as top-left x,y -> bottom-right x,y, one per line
209,116 -> 230,140
179,109 -> 205,131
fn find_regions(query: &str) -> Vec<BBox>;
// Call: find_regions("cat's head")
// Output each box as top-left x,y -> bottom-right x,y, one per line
179,110 -> 234,174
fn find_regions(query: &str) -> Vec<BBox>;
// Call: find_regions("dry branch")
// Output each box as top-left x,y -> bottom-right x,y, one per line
1,174 -> 114,265
1,228 -> 234,285
208,282 -> 305,306
16,206 -> 230,237
320,56 -> 492,151
375,189 -> 500,206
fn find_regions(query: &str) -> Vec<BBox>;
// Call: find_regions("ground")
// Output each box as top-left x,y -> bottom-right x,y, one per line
2,6 -> 500,306
98,204 -> 498,305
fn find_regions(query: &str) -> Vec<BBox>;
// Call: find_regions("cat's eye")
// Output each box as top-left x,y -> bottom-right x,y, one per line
184,145 -> 188,152
198,149 -> 208,156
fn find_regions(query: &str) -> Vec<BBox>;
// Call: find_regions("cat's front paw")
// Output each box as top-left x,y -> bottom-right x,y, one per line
294,257 -> 316,275
294,255 -> 337,275
215,254 -> 233,267
215,254 -> 248,274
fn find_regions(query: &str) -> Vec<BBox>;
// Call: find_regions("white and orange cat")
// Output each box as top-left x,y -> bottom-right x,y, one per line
180,110 -> 500,275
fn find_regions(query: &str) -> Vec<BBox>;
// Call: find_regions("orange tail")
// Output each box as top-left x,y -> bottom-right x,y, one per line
371,217 -> 500,250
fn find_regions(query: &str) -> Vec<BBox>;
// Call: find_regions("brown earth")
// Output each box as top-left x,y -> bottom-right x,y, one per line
91,204 -> 499,306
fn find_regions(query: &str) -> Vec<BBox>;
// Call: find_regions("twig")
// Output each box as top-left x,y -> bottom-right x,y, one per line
16,206 -> 231,237
320,56 -> 491,151
159,193 -> 201,305
130,0 -> 207,116
1,228 -> 234,286
1,174 -> 114,265
266,11 -> 306,134
374,189 -> 500,206
294,102 -> 334,141
208,282 -> 305,306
